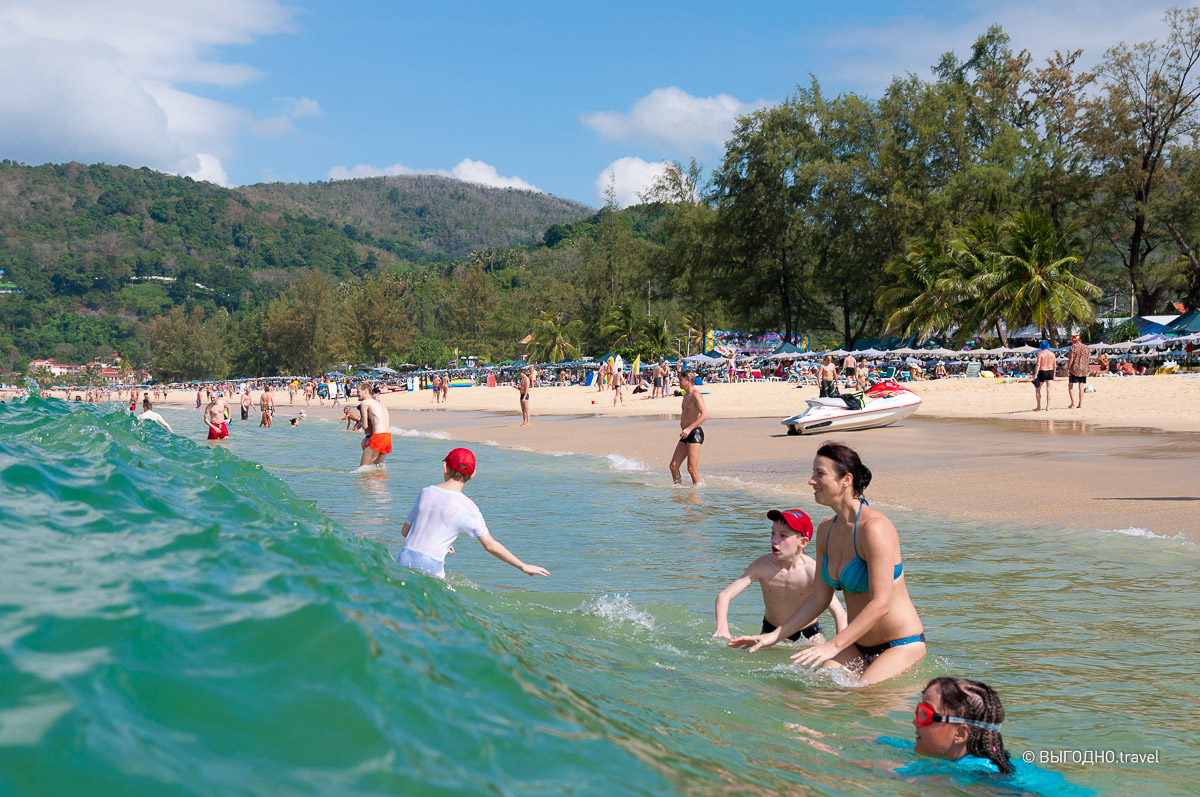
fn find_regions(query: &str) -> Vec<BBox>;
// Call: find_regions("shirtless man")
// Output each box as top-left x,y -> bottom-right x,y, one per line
1032,341 -> 1056,411
259,385 -> 275,427
203,392 -> 229,441
714,509 -> 847,642
240,388 -> 252,421
514,367 -> 532,426
358,382 -> 392,466
669,370 -> 708,486
612,363 -> 626,406
651,361 -> 663,399
842,353 -> 857,389
818,355 -> 839,398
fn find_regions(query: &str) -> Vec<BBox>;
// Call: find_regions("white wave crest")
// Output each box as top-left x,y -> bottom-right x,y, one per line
603,454 -> 648,472
1098,526 -> 1192,543
389,426 -> 450,440
583,593 -> 655,630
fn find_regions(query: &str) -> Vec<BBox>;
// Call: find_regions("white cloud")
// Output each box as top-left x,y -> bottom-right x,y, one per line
326,158 -> 541,192
583,87 -> 770,155
594,157 -> 670,208
0,0 -> 296,186
808,2 -> 1174,94
251,97 -> 324,138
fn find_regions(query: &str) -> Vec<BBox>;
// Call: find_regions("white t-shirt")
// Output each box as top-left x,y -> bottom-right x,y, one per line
402,486 -> 491,562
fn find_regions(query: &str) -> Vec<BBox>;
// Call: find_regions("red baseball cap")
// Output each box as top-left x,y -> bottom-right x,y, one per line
444,447 -> 476,475
767,509 -> 813,536
1071,334 -> 1081,342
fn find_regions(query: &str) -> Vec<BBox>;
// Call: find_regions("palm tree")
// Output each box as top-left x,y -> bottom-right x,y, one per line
974,211 -> 1099,344
878,238 -> 963,343
642,315 -> 672,357
530,311 -> 582,363
601,301 -> 647,349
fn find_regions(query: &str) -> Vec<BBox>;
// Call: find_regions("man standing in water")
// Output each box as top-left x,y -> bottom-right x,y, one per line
1067,334 -> 1090,409
1032,340 -> 1056,411
358,382 -> 392,466
259,384 -> 275,424
669,370 -> 708,486
240,387 -> 252,422
203,392 -> 229,441
514,367 -> 532,426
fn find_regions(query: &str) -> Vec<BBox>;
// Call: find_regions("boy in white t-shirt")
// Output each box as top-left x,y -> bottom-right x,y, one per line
398,448 -> 550,580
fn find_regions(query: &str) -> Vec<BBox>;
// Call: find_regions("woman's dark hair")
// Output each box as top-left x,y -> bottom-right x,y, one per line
815,442 -> 872,496
925,677 -> 1012,774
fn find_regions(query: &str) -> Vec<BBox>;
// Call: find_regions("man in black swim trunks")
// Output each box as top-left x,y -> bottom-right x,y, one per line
669,371 -> 708,485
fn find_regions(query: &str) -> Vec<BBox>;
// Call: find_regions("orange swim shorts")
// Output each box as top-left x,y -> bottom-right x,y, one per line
369,432 -> 392,454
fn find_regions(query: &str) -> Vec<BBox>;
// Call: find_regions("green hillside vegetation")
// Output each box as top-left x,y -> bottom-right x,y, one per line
238,175 -> 594,262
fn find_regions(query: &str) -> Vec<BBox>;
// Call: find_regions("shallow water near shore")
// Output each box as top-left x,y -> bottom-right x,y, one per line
0,399 -> 1195,795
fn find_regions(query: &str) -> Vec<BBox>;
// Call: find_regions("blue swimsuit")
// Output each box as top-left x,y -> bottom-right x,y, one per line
821,500 -> 902,593
822,501 -> 923,661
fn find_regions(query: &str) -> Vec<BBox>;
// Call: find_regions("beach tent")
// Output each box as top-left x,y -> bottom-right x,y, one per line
770,341 -> 802,355
1164,310 -> 1200,335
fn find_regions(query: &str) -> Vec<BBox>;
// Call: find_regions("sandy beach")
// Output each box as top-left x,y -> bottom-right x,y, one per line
147,374 -> 1200,542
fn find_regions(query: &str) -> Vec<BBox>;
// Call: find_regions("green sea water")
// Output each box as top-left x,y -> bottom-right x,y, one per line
0,396 -> 1196,795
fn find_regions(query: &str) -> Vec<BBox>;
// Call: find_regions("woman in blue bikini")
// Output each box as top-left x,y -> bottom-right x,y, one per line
730,441 -> 926,684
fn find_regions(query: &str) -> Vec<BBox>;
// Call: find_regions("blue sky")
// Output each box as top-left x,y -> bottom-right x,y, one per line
0,0 -> 1178,207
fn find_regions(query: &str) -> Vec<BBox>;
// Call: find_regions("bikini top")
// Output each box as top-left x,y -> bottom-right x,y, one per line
821,499 -> 903,593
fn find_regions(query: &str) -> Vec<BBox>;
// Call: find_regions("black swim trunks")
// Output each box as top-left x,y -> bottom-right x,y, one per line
762,617 -> 821,642
820,380 -> 836,398
1068,374 -> 1087,384
240,406 -> 249,420
520,393 -> 529,402
1036,369 -> 1055,382
683,427 -> 704,445
653,376 -> 663,387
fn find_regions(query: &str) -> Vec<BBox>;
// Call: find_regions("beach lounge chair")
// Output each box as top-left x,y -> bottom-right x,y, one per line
878,366 -> 896,380
959,362 -> 982,378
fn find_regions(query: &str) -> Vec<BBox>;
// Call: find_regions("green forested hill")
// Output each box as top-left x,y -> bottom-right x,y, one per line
238,175 -> 594,261
0,162 -> 595,370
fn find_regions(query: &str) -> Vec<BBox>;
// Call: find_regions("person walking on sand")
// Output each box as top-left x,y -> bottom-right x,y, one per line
514,367 -> 532,425
397,448 -> 550,580
612,362 -> 626,406
203,392 -> 230,441
358,382 -> 392,466
669,370 -> 708,486
1032,341 -> 1056,411
842,353 -> 857,388
1066,335 -> 1090,409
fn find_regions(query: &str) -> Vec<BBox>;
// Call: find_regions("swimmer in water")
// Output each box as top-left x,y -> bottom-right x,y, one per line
713,509 -> 846,643
730,442 -> 925,684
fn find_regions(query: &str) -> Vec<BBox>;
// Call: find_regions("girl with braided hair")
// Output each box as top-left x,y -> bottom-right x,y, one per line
914,677 -> 1011,773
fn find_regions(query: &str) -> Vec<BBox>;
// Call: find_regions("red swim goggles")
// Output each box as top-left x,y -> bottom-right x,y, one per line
915,702 -> 1002,732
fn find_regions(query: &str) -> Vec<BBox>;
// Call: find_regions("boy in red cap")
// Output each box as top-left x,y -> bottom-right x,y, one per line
398,448 -> 550,580
713,509 -> 845,643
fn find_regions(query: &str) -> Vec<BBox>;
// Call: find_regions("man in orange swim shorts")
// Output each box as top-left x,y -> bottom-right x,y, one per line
358,382 -> 392,466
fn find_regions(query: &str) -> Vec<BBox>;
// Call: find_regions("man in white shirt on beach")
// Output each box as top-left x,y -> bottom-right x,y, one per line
398,448 -> 550,580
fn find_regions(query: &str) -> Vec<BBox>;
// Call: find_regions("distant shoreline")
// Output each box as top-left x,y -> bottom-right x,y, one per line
152,386 -> 1200,543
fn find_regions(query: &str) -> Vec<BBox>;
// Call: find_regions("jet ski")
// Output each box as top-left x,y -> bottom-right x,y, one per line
781,380 -> 921,435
